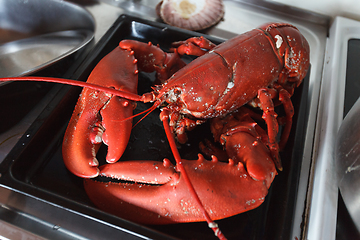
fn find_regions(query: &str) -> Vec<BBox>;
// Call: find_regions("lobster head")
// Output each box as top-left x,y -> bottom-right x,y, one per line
260,23 -> 310,86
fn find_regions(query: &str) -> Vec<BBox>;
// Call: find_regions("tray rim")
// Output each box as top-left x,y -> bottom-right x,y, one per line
0,14 -> 311,240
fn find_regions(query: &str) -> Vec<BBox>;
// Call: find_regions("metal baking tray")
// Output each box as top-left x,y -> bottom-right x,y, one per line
0,15 -> 310,239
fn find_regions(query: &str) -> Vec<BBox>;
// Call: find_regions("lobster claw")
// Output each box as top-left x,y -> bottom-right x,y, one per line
83,110 -> 277,224
62,47 -> 138,178
84,154 -> 275,224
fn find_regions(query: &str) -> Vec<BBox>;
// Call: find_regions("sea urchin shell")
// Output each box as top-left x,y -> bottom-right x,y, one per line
156,0 -> 225,31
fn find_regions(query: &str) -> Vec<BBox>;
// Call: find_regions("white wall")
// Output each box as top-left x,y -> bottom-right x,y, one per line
271,0 -> 360,22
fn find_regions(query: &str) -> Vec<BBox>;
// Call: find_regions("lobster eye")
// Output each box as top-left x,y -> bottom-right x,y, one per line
174,88 -> 181,94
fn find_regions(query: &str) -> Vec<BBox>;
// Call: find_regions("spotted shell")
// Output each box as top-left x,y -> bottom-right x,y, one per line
156,0 -> 225,31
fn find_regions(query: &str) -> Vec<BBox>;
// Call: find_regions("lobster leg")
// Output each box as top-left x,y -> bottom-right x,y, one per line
278,88 -> 294,150
119,40 -> 186,82
257,88 -> 282,170
172,36 -> 217,56
62,47 -> 138,178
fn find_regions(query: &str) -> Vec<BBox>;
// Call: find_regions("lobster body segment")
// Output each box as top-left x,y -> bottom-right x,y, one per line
154,23 -> 309,120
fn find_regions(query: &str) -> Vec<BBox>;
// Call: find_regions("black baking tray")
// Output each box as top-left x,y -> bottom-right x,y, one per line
0,15 -> 310,240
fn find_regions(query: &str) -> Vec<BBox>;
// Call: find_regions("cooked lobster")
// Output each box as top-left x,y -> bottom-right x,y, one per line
0,22 -> 310,239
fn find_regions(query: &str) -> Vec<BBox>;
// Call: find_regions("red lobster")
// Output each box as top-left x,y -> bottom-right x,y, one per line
0,22 -> 309,239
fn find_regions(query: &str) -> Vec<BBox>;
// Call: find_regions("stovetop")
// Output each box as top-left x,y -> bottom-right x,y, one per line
311,17 -> 360,240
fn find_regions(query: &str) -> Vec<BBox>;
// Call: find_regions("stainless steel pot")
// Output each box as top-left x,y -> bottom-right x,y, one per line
0,0 -> 94,79
336,96 -> 360,232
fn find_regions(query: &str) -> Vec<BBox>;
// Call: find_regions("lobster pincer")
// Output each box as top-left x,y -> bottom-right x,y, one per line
63,39 -> 194,178
62,47 -> 138,178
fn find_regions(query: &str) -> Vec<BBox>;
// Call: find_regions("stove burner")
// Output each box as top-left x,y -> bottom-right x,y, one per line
344,39 -> 360,117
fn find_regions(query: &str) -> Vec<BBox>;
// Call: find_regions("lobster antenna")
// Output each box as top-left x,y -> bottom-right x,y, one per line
132,103 -> 159,129
115,103 -> 159,128
0,77 -> 143,101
